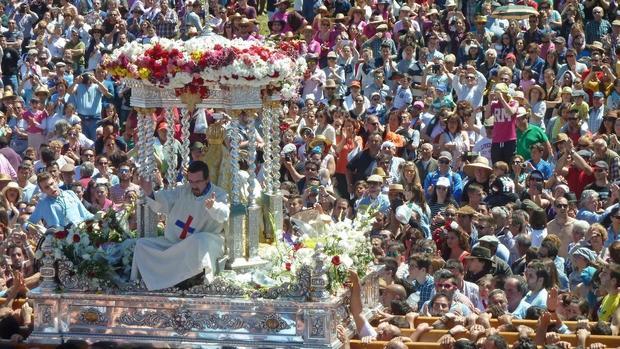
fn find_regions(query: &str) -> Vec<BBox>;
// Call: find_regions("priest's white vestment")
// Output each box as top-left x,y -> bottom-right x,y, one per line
130,183 -> 229,290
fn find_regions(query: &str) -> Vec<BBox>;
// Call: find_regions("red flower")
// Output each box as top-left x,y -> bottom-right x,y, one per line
72,234 -> 81,243
293,243 -> 303,251
279,123 -> 290,132
285,262 -> 292,271
54,230 -> 69,239
331,256 -> 341,266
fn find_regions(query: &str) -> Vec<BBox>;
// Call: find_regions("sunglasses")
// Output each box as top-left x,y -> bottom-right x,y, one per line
436,283 -> 454,289
439,159 -> 450,164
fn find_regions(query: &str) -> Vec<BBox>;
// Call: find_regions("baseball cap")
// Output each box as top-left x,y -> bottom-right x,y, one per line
594,160 -> 609,170
436,177 -> 451,188
281,143 -> 296,155
593,91 -> 605,99
413,101 -> 425,109
438,151 -> 452,161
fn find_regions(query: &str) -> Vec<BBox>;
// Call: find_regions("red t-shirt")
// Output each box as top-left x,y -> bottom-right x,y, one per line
566,165 -> 594,199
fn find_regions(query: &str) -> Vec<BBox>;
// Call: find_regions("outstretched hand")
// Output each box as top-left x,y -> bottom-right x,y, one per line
205,192 -> 216,209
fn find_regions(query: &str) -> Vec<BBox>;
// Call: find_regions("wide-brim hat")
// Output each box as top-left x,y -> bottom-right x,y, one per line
348,6 -> 365,17
309,134 -> 332,148
334,13 -> 348,22
0,89 -> 14,101
0,173 -> 12,182
35,85 -> 50,96
268,18 -> 286,29
463,156 -> 493,178
590,41 -> 604,53
529,84 -> 546,99
1,181 -> 21,198
465,246 -> 494,262
372,167 -> 388,178
89,24 -> 104,35
316,5 -> 328,14
274,0 -> 290,6
369,15 -> 386,25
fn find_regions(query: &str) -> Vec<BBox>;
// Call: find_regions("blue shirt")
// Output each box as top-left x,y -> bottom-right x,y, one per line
606,226 -> 620,247
414,275 -> 435,311
355,193 -> 391,214
527,159 -> 554,179
71,83 -> 103,117
29,190 -> 94,228
423,169 -> 463,203
524,288 -> 548,309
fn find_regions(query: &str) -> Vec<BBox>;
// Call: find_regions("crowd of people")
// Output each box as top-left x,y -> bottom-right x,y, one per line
0,0 -> 617,346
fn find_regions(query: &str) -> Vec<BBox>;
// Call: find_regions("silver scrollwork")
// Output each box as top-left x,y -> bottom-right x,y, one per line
117,307 -> 291,335
56,257 -> 91,291
39,304 -> 53,327
251,265 -> 311,300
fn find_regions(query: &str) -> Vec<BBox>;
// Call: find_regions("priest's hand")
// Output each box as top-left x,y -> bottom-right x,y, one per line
141,177 -> 153,197
205,193 -> 216,209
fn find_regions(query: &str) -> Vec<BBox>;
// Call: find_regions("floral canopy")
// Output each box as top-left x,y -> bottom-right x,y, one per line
104,35 -> 307,104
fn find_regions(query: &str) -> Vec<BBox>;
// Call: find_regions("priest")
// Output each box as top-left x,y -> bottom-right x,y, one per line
131,160 -> 229,290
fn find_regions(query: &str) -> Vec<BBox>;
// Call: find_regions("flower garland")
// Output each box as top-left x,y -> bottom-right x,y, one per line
103,36 -> 307,101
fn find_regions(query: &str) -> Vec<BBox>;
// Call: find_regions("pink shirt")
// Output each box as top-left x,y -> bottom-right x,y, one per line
23,110 -> 47,135
491,100 -> 518,143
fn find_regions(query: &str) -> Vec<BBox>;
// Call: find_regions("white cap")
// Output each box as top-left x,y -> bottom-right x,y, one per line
395,205 -> 413,224
436,177 -> 451,188
281,143 -> 296,155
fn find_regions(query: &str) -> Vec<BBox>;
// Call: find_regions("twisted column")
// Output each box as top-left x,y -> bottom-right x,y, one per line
180,108 -> 192,182
260,109 -> 274,195
164,108 -> 177,188
269,103 -> 282,194
246,111 -> 258,207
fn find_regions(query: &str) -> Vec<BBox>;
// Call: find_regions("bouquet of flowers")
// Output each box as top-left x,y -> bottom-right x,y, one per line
39,208 -> 137,290
248,212 -> 375,295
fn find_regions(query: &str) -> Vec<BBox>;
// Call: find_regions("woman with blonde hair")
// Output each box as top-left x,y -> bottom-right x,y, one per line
398,161 -> 421,196
0,182 -> 21,225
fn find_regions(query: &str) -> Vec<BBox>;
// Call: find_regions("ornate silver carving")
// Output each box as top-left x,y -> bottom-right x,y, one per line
183,277 -> 245,297
310,247 -> 329,301
39,304 -> 53,327
39,234 -> 56,291
117,306 -> 291,335
310,315 -> 324,337
56,258 -> 91,291
78,307 -> 108,325
252,265 -> 311,300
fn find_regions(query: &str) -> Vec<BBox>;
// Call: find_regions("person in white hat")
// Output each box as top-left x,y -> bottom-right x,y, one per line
355,173 -> 390,214
423,151 -> 463,202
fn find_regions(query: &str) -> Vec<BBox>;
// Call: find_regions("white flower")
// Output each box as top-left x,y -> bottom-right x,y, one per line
81,254 -> 91,261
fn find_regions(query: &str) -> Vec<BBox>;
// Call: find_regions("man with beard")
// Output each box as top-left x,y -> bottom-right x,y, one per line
131,161 -> 229,291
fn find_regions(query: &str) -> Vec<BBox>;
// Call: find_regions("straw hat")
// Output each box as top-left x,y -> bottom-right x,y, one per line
463,156 -> 493,178
0,173 -> 12,183
369,15 -> 386,25
1,181 -> 22,198
309,134 -> 332,148
371,167 -> 388,178
348,6 -> 365,17
528,84 -> 546,99
334,13 -> 348,23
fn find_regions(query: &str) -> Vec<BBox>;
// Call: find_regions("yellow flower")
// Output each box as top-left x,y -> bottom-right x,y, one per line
138,68 -> 150,80
190,51 -> 202,61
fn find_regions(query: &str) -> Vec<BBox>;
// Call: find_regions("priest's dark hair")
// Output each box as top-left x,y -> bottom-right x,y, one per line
188,160 -> 210,180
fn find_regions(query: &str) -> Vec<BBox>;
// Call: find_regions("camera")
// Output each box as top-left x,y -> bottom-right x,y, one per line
432,64 -> 440,73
